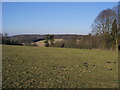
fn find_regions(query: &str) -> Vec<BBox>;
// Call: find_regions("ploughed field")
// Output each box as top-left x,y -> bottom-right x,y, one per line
2,45 -> 118,88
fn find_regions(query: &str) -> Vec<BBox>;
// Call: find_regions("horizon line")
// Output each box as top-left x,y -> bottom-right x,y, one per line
8,33 -> 89,36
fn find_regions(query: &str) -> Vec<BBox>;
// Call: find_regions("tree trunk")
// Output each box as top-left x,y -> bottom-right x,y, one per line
116,38 -> 118,51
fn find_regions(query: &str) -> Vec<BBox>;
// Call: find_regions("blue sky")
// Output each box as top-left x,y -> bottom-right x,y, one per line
2,2 -> 117,36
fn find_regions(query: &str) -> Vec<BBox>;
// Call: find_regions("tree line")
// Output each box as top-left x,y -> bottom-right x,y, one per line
0,33 -> 22,45
45,5 -> 120,51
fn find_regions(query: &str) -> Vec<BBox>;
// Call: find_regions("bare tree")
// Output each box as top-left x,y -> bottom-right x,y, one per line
92,9 -> 117,49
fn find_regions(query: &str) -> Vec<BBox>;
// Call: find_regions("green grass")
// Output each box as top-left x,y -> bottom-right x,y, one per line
2,45 -> 118,88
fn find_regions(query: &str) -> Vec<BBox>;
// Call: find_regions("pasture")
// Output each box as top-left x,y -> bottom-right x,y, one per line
2,45 -> 118,88
34,39 -> 63,47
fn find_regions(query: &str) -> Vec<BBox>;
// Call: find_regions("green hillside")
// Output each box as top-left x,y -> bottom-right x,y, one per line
2,45 -> 118,88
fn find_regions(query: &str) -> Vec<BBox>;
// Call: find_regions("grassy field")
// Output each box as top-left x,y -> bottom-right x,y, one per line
2,45 -> 118,88
34,39 -> 63,47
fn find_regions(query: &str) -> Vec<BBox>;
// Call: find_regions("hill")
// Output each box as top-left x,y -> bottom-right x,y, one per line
10,34 -> 84,43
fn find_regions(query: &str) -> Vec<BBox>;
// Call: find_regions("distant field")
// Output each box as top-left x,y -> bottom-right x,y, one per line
2,45 -> 118,88
34,39 -> 63,47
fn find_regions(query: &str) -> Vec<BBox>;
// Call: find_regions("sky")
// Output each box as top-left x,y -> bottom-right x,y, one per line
2,2 -> 118,36
1,0 -> 120,2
